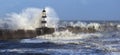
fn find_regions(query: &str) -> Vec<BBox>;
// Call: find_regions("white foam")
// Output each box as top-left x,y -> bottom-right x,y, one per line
64,21 -> 102,31
72,21 -> 87,28
87,23 -> 101,30
21,30 -> 103,44
0,7 -> 59,30
36,30 -> 102,40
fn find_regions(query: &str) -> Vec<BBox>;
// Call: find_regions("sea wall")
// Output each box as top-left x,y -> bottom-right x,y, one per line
0,27 -> 55,40
0,29 -> 36,40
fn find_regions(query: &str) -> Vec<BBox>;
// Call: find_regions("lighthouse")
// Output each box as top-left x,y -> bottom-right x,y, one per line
36,8 -> 55,35
41,9 -> 47,27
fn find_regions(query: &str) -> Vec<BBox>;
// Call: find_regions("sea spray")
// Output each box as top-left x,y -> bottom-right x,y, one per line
45,7 -> 59,28
0,7 -> 59,30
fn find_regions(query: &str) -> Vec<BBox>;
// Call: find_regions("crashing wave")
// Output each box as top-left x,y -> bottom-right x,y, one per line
57,21 -> 120,33
21,30 -> 103,44
36,30 -> 103,40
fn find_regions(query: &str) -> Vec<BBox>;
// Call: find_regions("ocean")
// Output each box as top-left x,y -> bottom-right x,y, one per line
0,20 -> 120,55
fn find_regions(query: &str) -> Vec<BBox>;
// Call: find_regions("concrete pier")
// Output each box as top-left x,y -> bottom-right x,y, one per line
0,28 -> 55,40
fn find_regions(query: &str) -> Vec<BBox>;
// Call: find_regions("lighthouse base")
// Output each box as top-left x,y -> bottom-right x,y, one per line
36,27 -> 55,36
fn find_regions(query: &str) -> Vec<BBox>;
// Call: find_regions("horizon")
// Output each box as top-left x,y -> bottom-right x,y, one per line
60,19 -> 120,21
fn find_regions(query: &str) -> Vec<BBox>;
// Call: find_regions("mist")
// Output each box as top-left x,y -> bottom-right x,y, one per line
0,7 -> 59,30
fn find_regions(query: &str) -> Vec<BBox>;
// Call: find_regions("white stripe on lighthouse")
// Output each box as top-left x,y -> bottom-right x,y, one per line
41,9 -> 47,27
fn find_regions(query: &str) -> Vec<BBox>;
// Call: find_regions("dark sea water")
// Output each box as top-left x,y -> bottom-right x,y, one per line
0,20 -> 120,55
